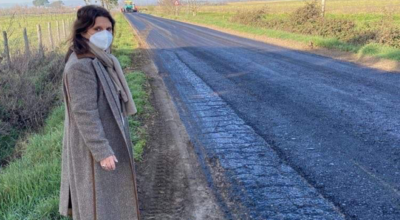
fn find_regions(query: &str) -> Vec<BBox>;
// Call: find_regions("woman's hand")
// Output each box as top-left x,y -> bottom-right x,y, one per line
100,155 -> 118,171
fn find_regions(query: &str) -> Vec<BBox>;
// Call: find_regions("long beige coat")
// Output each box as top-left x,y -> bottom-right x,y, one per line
58,52 -> 140,220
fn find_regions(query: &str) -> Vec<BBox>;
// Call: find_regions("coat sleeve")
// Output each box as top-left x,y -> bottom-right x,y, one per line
65,61 -> 115,162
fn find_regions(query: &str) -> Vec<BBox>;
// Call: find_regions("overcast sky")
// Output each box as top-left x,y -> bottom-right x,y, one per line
0,0 -> 160,8
0,0 -> 84,7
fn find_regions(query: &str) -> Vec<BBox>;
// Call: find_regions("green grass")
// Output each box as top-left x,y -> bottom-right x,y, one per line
0,120 -> 19,164
126,71 -> 152,161
0,12 -> 152,219
113,13 -> 153,160
0,106 -> 68,219
113,13 -> 139,57
359,43 -> 400,60
118,54 -> 132,69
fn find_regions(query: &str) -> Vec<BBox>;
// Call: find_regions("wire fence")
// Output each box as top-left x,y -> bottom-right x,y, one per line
0,17 -> 74,69
0,6 -> 77,68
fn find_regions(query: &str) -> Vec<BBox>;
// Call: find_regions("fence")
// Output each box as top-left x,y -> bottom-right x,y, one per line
1,18 -> 74,69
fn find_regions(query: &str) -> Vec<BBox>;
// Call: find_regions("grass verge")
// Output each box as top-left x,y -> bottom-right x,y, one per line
0,12 -> 152,219
114,13 -> 153,160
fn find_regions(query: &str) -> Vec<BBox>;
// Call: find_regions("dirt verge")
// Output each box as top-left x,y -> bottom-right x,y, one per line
124,15 -> 225,220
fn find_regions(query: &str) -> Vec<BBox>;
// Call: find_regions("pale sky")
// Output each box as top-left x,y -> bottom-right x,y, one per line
0,0 -> 86,7
0,0 -> 252,8
0,0 -> 159,8
1,0 -> 88,4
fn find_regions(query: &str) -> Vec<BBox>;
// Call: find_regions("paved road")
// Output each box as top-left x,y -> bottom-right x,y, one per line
126,13 -> 400,220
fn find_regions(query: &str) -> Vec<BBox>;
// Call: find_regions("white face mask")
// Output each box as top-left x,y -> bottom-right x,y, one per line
89,30 -> 113,51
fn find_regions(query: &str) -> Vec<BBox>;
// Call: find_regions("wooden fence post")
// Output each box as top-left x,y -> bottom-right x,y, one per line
321,0 -> 326,17
48,22 -> 54,50
68,19 -> 73,36
62,20 -> 66,40
37,24 -> 43,56
23,27 -> 30,57
2,31 -> 11,68
56,21 -> 61,43
66,20 -> 70,38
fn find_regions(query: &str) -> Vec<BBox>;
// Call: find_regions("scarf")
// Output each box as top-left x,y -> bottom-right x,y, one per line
87,41 -> 137,117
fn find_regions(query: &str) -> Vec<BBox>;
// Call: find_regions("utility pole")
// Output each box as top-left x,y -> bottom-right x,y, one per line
321,0 -> 326,17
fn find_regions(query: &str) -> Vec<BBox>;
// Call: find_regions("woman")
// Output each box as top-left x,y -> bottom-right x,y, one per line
58,5 -> 140,220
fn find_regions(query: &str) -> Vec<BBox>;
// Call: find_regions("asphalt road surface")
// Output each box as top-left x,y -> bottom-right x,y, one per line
126,13 -> 400,220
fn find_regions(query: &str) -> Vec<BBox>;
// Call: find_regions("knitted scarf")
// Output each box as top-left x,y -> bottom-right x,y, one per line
87,41 -> 137,116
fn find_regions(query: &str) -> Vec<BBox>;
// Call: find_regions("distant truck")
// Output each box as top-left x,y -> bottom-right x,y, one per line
121,1 -> 138,13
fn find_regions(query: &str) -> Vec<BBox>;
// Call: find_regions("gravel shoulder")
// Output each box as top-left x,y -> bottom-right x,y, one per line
127,17 -> 225,219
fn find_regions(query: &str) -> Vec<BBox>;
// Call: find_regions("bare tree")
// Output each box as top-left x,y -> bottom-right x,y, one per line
158,0 -> 175,14
99,0 -> 118,10
188,0 -> 197,16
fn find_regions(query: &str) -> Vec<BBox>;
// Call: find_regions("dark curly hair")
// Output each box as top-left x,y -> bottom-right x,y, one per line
65,5 -> 115,63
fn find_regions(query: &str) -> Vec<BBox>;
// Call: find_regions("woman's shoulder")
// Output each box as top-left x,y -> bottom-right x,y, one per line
65,52 -> 96,75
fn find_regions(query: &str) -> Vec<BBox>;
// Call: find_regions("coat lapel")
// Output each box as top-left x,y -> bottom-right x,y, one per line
92,59 -> 126,139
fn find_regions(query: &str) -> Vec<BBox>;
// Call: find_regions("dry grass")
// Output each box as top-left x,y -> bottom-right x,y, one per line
0,44 -> 66,167
0,9 -> 73,131
0,50 -> 65,131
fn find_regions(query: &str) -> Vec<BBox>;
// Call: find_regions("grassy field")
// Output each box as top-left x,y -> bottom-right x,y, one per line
0,13 -> 74,56
145,0 -> 400,61
0,12 -> 152,219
